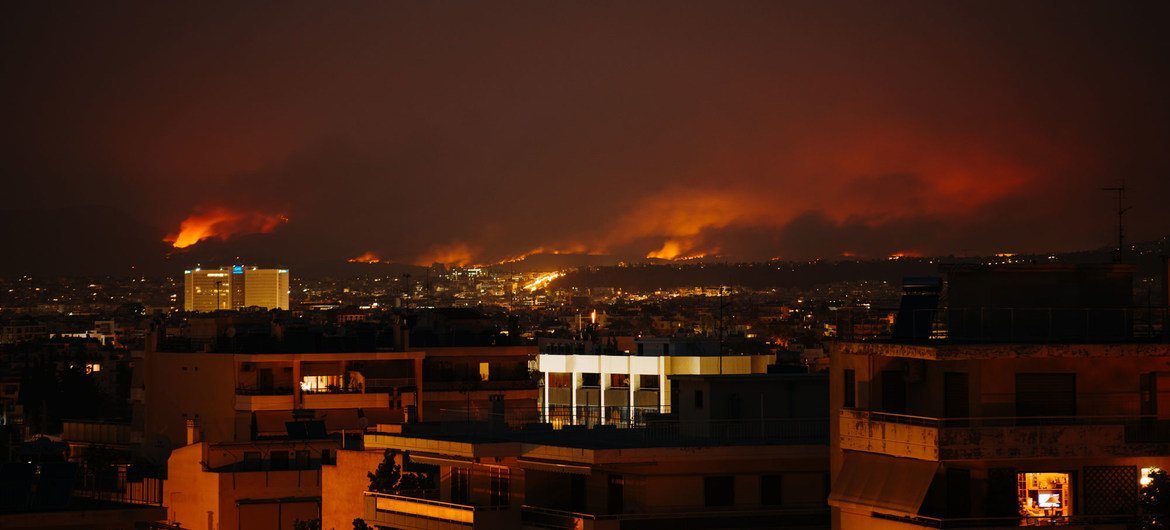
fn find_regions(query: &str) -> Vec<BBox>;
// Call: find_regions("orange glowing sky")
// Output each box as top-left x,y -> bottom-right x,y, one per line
2,2 -> 1169,273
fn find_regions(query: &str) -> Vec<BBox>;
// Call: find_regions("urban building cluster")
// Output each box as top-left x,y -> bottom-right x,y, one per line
1,260 -> 1169,530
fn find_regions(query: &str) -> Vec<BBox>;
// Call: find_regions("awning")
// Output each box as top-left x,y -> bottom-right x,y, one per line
409,454 -> 474,468
828,451 -> 939,515
318,409 -> 363,431
254,411 -> 295,436
516,458 -> 592,475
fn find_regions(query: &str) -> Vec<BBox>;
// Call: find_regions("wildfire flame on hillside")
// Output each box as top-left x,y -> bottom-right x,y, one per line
165,207 -> 287,249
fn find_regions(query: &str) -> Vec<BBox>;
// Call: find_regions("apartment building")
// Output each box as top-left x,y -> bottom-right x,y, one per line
417,345 -> 539,422
538,337 -> 774,427
163,422 -> 338,530
143,341 -> 424,449
828,264 -> 1169,529
322,372 -> 829,530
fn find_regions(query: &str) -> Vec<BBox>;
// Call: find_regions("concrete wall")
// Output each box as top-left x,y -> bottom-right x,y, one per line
321,449 -> 384,530
146,352 -> 238,447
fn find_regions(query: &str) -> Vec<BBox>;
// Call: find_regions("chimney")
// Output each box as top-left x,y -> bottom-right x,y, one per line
186,418 -> 202,445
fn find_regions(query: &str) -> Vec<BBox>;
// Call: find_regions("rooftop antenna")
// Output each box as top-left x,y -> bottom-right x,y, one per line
1102,182 -> 1131,264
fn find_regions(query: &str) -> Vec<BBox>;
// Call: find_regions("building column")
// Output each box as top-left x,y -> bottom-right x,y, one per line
599,370 -> 609,425
628,373 -> 636,426
658,357 -> 668,412
542,370 -> 550,422
292,360 -> 302,408
570,371 -> 580,424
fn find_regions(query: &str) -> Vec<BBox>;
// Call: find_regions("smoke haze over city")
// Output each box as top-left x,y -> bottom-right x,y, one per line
2,1 -> 1169,274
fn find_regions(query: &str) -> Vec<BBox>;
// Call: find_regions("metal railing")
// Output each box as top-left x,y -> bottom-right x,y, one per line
425,379 -> 537,392
873,512 -> 1148,528
438,408 -> 827,446
72,462 -> 164,506
235,385 -> 294,396
61,420 -> 133,445
843,408 -> 1170,442
836,306 -> 1169,343
365,377 -> 416,392
522,504 -> 828,528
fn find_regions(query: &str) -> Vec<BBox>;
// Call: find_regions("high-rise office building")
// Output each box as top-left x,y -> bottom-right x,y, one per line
183,266 -> 290,311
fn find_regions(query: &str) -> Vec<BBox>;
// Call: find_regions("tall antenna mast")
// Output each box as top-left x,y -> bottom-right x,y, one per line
1102,182 -> 1130,263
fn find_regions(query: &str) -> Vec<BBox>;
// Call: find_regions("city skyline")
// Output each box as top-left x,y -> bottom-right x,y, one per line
2,1 -> 1169,275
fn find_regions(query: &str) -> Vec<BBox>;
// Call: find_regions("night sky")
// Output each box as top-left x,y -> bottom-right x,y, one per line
2,1 -> 1168,274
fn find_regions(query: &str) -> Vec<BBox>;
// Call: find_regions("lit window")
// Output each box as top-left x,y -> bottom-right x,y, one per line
1018,472 -> 1072,517
1142,467 -> 1161,488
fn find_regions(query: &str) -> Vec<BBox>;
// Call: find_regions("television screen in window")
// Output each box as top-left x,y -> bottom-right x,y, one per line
1037,492 -> 1061,508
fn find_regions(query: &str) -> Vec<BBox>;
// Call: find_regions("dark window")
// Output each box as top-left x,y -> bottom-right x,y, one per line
608,474 -> 624,513
637,343 -> 644,355
727,393 -> 742,420
451,467 -> 471,504
843,369 -> 856,408
704,476 -> 735,507
695,390 -> 704,409
581,373 -> 600,388
881,370 -> 906,414
662,344 -> 670,355
761,475 -> 783,506
571,475 -> 586,511
946,468 -> 972,517
640,375 -> 660,389
294,450 -> 310,469
321,449 -> 335,465
944,372 -> 969,419
242,451 -> 262,471
548,373 -> 571,388
490,468 -> 510,507
270,450 -> 289,470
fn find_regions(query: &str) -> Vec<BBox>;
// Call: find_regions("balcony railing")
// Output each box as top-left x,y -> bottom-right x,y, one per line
426,379 -> 537,392
846,408 -> 1170,434
235,385 -> 293,396
522,504 -> 828,529
439,408 -> 828,446
874,512 -> 1147,528
365,491 -> 512,526
365,377 -> 416,392
835,306 -> 1169,343
842,409 -> 1170,460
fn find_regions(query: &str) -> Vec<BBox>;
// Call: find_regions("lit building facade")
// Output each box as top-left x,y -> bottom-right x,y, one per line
183,266 -> 290,312
164,430 -> 338,530
537,337 -> 774,427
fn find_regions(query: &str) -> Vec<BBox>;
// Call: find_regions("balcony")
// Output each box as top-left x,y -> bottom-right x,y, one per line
426,379 -> 536,392
234,393 -> 294,411
874,512 -> 1145,529
303,392 -> 391,409
840,409 -> 1170,460
364,491 -> 517,530
521,505 -> 828,530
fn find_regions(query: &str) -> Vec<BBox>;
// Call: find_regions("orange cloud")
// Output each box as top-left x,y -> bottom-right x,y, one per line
416,242 -> 475,267
165,206 -> 288,248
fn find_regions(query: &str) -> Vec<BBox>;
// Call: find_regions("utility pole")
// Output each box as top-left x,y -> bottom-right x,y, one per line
716,286 -> 730,375
1102,183 -> 1131,264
